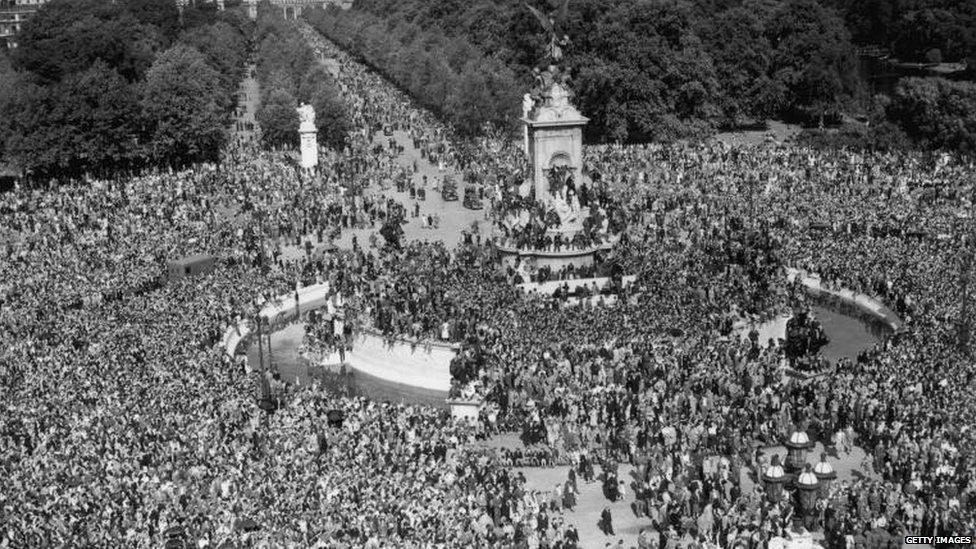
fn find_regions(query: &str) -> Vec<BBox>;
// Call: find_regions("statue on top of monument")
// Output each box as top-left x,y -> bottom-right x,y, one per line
525,0 -> 571,64
525,1 -> 573,116
297,103 -> 316,131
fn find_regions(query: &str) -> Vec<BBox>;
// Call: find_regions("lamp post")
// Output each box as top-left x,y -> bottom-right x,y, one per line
784,426 -> 814,475
813,453 -> 836,499
795,463 -> 820,531
256,314 -> 265,374
255,314 -> 277,413
763,454 -> 787,503
956,208 -> 973,356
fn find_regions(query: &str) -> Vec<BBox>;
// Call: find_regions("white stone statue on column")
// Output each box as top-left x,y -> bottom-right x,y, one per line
297,103 -> 318,170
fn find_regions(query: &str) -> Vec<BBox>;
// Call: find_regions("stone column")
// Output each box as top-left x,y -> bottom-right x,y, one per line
297,104 -> 319,169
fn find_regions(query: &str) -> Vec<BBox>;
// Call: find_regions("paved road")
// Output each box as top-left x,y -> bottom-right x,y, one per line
230,64 -> 260,145
278,127 -> 488,261
331,129 -> 489,250
270,39 -> 493,262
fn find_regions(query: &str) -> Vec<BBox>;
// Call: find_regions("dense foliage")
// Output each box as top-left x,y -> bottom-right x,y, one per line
142,45 -> 229,164
311,0 -> 862,142
254,9 -> 351,150
306,0 -> 975,153
0,0 -> 251,178
304,7 -> 520,138
824,0 -> 976,63
888,77 -> 976,155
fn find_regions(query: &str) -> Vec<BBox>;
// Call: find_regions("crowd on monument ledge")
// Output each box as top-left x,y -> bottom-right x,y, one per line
0,20 -> 973,549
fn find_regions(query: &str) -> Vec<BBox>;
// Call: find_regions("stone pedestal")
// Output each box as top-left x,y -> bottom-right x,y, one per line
446,398 -> 484,423
523,83 -> 588,201
297,104 -> 318,169
300,131 -> 318,169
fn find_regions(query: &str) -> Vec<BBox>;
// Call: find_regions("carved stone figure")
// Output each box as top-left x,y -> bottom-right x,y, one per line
297,103 -> 316,131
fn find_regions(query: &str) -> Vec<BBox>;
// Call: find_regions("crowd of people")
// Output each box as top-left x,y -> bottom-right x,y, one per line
2,16 -> 975,549
298,80 -> 975,546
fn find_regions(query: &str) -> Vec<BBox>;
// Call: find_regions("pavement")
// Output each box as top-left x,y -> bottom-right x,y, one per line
279,127 -> 488,263
230,65 -> 260,143
713,120 -> 803,146
519,464 -> 646,549
479,433 -> 875,549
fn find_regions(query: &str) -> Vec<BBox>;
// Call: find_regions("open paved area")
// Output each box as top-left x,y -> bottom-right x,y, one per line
476,434 -> 875,548
332,129 -> 488,248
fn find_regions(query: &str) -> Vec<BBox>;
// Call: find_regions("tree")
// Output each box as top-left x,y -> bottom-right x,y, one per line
179,21 -> 247,106
892,6 -> 976,63
767,0 -> 858,124
54,62 -> 144,175
888,77 -> 976,155
298,67 -> 351,150
0,54 -> 14,165
444,58 -> 519,136
181,1 -> 220,30
256,88 -> 300,149
141,45 -> 226,166
256,32 -> 315,100
0,73 -> 49,173
699,6 -> 781,125
14,0 -> 162,83
573,0 -> 721,142
0,62 -> 143,177
122,0 -> 179,43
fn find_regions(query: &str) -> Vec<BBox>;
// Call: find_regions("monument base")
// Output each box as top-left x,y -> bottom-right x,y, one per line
300,131 -> 318,169
446,398 -> 484,423
497,242 -> 610,271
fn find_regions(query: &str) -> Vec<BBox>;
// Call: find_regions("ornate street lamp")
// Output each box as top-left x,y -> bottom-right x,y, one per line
784,426 -> 814,474
763,454 -> 787,503
795,463 -> 820,531
813,453 -> 837,499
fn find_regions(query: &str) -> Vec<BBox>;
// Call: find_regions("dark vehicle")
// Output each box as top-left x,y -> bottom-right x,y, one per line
165,254 -> 216,282
441,176 -> 459,201
463,186 -> 483,210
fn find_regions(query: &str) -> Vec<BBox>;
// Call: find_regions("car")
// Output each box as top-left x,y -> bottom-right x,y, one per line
441,176 -> 459,201
463,186 -> 483,210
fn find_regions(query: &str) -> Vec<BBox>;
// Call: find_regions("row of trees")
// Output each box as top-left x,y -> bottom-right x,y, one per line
889,77 -> 976,155
823,0 -> 976,64
304,6 -> 521,138
332,0 -> 864,141
321,0 -> 975,154
254,6 -> 351,151
0,0 -> 251,179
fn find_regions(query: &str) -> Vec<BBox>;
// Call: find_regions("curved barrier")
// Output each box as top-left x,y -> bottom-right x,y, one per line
517,275 -> 636,295
220,283 -> 454,393
737,268 -> 904,349
495,242 -> 613,257
221,282 -> 332,358
324,332 -> 452,392
496,242 -> 612,271
785,268 -> 904,333
221,268 -> 900,393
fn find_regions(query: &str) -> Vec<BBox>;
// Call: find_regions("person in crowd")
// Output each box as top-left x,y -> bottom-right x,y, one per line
1,19 -> 974,548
